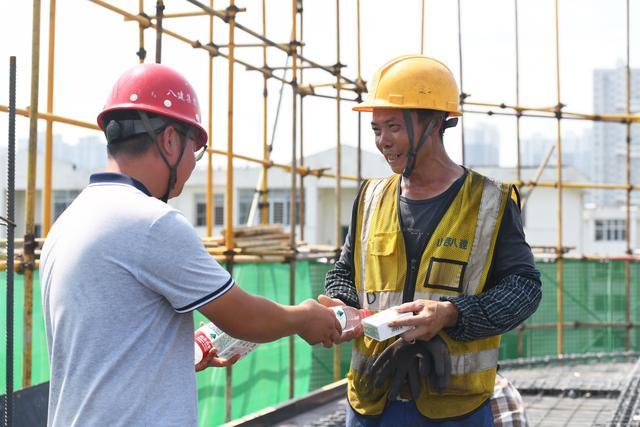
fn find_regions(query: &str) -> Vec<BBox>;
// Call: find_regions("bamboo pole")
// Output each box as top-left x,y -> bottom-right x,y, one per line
333,0 -> 343,383
224,1 -> 236,421
206,0 -> 214,237
624,0 -> 632,351
23,0 -> 43,388
43,0 -> 57,236
288,0 -> 298,400
554,0 -> 564,356
260,0 -> 269,225
456,0 -> 465,165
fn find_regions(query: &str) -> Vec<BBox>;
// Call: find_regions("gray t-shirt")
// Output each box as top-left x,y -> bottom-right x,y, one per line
40,173 -> 234,427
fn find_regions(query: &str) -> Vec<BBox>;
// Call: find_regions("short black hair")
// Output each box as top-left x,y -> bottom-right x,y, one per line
102,109 -> 171,158
413,109 -> 448,138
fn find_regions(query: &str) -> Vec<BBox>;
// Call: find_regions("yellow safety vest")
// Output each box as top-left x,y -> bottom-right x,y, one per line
348,170 -> 513,419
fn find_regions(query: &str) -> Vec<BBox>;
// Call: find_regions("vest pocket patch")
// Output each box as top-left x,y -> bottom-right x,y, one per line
424,258 -> 466,292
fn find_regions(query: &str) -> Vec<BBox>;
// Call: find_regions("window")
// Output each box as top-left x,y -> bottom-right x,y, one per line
194,194 -> 224,226
238,191 -> 254,225
53,190 -> 80,222
595,219 -> 626,241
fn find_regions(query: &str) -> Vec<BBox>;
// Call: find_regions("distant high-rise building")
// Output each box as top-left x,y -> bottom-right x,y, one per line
464,124 -> 500,167
592,64 -> 640,206
520,132 -> 590,178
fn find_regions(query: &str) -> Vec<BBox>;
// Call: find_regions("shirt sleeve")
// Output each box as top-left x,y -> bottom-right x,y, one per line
441,273 -> 542,341
324,197 -> 361,309
137,210 -> 234,313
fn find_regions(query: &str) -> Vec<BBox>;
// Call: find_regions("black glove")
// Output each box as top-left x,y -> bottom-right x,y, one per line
366,338 -> 423,400
416,335 -> 451,394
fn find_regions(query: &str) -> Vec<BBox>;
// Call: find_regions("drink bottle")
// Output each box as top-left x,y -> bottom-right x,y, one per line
194,322 -> 258,365
331,306 -> 372,335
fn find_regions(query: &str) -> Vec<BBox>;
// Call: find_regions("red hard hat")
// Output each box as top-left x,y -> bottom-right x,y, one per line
97,63 -> 208,147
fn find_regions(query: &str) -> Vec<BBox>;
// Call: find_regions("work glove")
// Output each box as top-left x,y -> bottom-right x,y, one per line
366,338 -> 424,400
416,335 -> 451,394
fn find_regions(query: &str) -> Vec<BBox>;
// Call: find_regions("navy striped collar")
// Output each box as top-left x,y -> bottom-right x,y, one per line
89,173 -> 152,196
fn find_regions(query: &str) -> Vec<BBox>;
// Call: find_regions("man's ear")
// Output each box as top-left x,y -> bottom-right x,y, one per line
157,126 -> 179,160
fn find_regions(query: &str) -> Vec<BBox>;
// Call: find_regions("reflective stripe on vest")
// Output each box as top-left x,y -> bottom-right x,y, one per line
349,170 -> 511,419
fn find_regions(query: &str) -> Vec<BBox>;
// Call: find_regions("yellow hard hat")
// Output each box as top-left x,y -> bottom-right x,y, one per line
354,55 -> 461,116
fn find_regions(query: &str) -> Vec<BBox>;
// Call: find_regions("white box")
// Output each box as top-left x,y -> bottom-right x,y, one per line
362,308 -> 413,341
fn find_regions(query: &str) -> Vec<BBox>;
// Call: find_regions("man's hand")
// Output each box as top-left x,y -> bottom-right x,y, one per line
388,299 -> 458,342
296,298 -> 342,347
317,295 -> 364,343
195,348 -> 241,372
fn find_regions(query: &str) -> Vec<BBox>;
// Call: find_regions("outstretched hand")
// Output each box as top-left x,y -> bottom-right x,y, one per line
317,295 -> 364,343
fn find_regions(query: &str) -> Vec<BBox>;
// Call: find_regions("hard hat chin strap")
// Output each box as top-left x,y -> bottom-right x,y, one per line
138,111 -> 189,203
401,110 -> 437,178
401,111 -> 459,178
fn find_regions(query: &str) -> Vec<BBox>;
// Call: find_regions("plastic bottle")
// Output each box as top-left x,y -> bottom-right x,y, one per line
194,322 -> 258,365
331,306 -> 372,335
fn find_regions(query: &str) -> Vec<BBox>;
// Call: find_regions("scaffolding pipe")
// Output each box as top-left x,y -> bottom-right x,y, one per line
465,101 -> 640,123
224,1 -> 237,421
43,0 -> 57,237
299,0 -> 306,241
205,0 -> 214,236
333,0 -> 343,383
0,106 -> 100,130
554,0 -> 564,356
624,0 -> 632,351
137,0 -> 146,62
514,0 -> 522,186
155,0 -> 164,63
420,0 -> 425,55
288,0 -> 298,400
356,0 -> 362,186
456,0 -> 465,165
23,0 -> 43,389
260,0 -> 269,225
184,0 -> 358,87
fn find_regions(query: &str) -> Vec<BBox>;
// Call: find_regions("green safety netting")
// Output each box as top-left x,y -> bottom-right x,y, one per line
3,259 -> 640,425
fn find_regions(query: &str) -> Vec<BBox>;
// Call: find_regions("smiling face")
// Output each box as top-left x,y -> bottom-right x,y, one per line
371,110 -> 407,174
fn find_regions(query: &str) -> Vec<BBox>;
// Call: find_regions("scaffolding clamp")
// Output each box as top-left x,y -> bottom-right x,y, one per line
354,77 -> 367,95
136,47 -> 147,62
221,5 -> 244,23
330,62 -> 346,77
200,41 -> 220,58
296,84 -> 315,97
287,40 -> 302,55
259,65 -> 273,80
459,92 -> 470,103
137,12 -> 152,29
554,103 -> 565,119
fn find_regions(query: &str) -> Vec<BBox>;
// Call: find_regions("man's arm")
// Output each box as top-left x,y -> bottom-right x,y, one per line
324,194 -> 361,308
198,285 -> 342,346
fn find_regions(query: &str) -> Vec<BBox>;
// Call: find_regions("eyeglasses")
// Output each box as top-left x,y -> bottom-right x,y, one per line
194,144 -> 208,162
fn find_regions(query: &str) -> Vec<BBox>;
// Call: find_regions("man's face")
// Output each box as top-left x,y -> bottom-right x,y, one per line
169,130 -> 198,198
371,109 -> 412,175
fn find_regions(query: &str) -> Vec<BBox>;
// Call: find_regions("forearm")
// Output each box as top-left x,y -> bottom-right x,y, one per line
442,274 -> 542,341
325,262 -> 360,308
199,286 -> 300,343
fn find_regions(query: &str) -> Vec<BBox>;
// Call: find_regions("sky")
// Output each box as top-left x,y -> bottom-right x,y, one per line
0,0 -> 638,172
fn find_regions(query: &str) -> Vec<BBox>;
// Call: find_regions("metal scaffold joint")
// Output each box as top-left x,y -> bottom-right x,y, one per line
221,4 -> 242,23
137,12 -> 152,29
554,102 -> 566,119
136,47 -> 147,61
296,84 -> 315,97
354,76 -> 367,94
330,62 -> 346,76
459,92 -> 470,103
